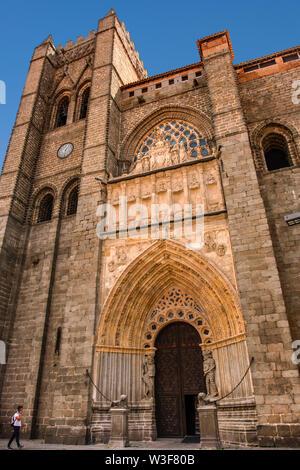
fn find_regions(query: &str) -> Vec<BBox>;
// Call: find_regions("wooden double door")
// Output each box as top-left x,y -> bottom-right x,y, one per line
155,322 -> 205,437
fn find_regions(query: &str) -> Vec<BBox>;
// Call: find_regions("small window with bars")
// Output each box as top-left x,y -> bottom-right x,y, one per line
79,88 -> 90,120
55,96 -> 69,128
37,194 -> 54,223
67,186 -> 79,216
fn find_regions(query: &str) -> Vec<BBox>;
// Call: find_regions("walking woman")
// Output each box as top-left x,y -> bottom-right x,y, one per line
7,406 -> 24,449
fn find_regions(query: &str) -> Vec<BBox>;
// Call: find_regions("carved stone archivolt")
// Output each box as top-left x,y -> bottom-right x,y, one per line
97,240 -> 245,352
143,287 -> 213,349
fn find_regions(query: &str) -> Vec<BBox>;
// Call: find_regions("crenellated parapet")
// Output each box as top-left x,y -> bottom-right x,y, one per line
98,7 -> 147,80
47,30 -> 96,67
116,19 -> 147,80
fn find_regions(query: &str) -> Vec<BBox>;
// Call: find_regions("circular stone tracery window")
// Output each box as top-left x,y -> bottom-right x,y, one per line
143,288 -> 212,348
134,120 -> 210,162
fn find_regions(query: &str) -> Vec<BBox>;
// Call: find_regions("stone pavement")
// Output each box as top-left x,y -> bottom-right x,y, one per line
0,438 -> 296,451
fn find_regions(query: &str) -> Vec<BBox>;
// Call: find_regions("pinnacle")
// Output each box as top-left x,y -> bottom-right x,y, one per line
41,34 -> 54,46
105,7 -> 116,17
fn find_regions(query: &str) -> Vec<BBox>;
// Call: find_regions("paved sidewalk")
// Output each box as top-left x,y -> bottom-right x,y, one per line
0,438 -> 214,451
0,437 -> 252,451
0,438 -> 295,451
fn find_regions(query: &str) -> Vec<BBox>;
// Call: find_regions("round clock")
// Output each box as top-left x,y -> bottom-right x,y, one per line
57,142 -> 74,158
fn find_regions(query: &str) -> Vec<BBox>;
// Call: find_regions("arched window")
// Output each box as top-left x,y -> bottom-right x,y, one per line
67,185 -> 78,216
79,88 -> 90,120
55,96 -> 69,128
262,133 -> 291,171
37,194 -> 54,223
134,120 -> 210,162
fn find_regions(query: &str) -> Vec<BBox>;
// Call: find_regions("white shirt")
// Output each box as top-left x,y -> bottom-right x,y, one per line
12,412 -> 21,427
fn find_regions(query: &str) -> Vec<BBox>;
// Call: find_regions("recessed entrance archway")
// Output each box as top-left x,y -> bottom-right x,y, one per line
155,321 -> 205,438
93,240 -> 254,444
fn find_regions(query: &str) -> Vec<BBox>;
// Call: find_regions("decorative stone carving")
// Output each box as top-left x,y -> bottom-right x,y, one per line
116,247 -> 127,264
142,355 -> 155,400
129,120 -> 211,176
206,173 -> 217,185
203,351 -> 218,399
189,173 -> 200,189
111,394 -> 128,409
112,193 -> 120,205
209,202 -> 223,212
204,232 -> 226,257
172,179 -> 183,193
95,177 -> 108,203
216,244 -> 226,257
128,192 -> 136,202
205,233 -> 217,252
144,287 -> 212,348
52,41 -> 95,67
141,191 -> 151,199
157,181 -> 167,193
108,261 -> 115,272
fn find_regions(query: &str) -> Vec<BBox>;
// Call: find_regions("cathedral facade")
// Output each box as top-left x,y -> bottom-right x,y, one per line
0,9 -> 300,447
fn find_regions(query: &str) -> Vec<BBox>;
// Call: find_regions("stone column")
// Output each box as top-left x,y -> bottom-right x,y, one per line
109,396 -> 129,448
197,395 -> 221,449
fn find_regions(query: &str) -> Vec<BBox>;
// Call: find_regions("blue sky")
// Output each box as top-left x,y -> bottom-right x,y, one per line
0,0 -> 300,169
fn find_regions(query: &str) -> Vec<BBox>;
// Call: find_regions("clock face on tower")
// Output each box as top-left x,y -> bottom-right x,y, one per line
57,142 -> 74,158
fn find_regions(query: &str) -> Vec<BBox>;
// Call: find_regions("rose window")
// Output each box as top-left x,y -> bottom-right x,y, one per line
134,120 -> 210,162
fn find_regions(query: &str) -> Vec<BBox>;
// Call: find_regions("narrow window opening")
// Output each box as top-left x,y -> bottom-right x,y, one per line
55,96 -> 69,128
283,53 -> 299,63
79,88 -> 90,120
182,75 -> 188,81
169,79 -> 174,85
55,327 -> 62,355
129,91 -> 134,97
195,71 -> 202,77
67,186 -> 79,216
244,64 -> 259,73
155,83 -> 162,89
37,194 -> 54,223
142,87 -> 148,93
260,59 -> 276,68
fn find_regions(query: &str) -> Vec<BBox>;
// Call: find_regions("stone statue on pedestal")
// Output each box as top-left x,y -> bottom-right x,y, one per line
202,350 -> 218,400
142,354 -> 155,400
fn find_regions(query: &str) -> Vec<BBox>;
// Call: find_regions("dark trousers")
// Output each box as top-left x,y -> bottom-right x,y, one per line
8,426 -> 21,447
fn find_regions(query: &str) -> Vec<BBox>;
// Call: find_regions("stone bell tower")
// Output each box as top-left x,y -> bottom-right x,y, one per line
0,8 -> 147,444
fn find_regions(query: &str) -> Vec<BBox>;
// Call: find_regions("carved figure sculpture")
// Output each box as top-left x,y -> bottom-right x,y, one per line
111,394 -> 128,409
203,350 -> 218,399
142,354 -> 155,399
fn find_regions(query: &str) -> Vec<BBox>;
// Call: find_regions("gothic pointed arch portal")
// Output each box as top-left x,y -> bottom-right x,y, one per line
93,240 -> 254,442
96,239 -> 245,351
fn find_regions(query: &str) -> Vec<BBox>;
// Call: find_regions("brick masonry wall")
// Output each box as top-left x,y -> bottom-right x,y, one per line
199,33 -> 300,446
239,69 -> 300,343
0,38 -> 57,418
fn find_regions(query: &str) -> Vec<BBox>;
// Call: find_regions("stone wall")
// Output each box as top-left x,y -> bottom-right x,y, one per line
199,32 -> 300,446
238,67 -> 300,343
